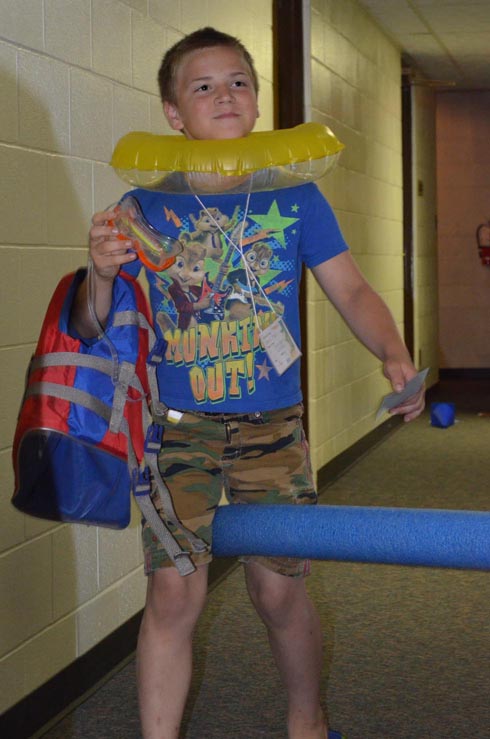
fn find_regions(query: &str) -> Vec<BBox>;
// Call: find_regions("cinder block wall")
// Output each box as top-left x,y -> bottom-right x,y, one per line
306,0 -> 437,471
0,0 -> 274,714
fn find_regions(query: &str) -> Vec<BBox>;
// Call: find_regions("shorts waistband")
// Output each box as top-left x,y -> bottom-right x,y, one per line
187,410 -> 266,425
154,404 -> 304,427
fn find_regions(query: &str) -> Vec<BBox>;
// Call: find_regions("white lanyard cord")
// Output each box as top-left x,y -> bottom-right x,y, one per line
190,180 -> 278,330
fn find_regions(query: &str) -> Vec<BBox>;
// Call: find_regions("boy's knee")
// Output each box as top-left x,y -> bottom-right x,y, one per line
246,565 -> 307,627
144,566 -> 207,630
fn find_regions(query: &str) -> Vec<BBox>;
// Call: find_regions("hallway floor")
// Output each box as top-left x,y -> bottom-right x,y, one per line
38,378 -> 490,739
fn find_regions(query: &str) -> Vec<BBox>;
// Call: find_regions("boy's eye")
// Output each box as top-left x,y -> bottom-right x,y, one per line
196,84 -> 210,92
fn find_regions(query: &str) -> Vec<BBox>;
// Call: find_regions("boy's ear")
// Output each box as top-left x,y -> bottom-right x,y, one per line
163,101 -> 184,132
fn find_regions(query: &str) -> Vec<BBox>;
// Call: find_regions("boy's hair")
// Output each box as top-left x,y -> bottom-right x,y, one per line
158,27 -> 259,105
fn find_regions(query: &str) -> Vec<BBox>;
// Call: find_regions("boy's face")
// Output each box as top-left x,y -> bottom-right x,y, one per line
163,46 -> 259,140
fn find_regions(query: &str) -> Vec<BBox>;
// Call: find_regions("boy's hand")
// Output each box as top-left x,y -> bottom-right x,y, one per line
89,208 -> 137,280
383,359 -> 426,422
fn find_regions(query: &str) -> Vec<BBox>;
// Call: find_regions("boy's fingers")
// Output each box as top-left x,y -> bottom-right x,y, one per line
96,240 -> 135,259
390,388 -> 425,421
91,208 -> 117,225
90,226 -> 117,243
384,359 -> 422,395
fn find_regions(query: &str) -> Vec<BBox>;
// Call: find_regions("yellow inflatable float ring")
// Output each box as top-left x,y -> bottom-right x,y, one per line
111,122 -> 344,194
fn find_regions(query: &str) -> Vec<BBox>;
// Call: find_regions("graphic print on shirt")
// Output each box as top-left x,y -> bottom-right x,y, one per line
153,199 -> 299,405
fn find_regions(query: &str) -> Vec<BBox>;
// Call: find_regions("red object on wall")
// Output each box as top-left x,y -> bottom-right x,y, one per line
477,221 -> 490,265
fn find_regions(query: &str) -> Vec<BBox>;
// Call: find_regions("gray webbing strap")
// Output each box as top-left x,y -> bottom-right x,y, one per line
26,382 -> 112,421
29,354 -> 146,435
31,352 -> 114,374
134,314 -> 209,565
133,409 -> 198,575
133,494 -> 195,577
146,358 -> 167,417
143,445 -> 209,557
124,415 -> 196,576
110,361 -> 137,434
103,312 -> 200,571
30,352 -> 145,396
113,310 -> 166,416
117,415 -> 138,476
113,309 -> 153,334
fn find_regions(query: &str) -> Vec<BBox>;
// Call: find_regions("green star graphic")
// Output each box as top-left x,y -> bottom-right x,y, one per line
248,200 -> 299,248
259,267 -> 281,288
291,204 -> 299,213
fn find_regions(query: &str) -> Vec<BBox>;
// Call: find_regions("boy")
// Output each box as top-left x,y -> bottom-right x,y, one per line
73,27 -> 424,739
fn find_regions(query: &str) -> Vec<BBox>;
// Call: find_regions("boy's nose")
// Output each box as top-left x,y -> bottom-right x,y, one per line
215,85 -> 234,103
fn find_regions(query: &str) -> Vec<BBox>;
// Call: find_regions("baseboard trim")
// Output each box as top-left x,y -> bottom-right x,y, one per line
0,557 -> 237,739
439,367 -> 490,380
316,373 -> 488,493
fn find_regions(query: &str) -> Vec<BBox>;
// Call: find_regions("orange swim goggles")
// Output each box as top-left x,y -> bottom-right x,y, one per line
109,196 -> 182,271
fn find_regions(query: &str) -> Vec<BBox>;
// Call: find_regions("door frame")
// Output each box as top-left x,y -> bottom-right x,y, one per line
272,0 -> 309,426
401,73 -> 415,360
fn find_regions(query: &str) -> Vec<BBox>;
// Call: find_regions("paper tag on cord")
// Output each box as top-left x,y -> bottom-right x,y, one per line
259,318 -> 302,375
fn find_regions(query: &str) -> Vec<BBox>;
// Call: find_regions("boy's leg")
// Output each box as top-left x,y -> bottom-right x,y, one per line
226,405 -> 325,736
137,411 -> 231,737
245,561 -> 326,739
137,564 -> 208,739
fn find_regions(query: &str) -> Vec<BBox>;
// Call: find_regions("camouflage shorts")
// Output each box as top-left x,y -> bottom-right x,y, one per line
142,403 -> 317,577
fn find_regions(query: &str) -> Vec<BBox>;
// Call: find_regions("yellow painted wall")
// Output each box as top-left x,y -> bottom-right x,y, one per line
0,0 -> 274,714
306,0 -> 438,472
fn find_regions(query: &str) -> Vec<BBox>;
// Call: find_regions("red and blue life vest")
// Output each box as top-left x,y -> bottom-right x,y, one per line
12,268 -> 205,576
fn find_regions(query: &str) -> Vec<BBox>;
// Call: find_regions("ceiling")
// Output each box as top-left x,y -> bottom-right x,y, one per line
356,0 -> 490,90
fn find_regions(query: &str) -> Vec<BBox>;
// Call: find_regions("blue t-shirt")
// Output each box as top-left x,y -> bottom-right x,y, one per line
123,183 -> 348,412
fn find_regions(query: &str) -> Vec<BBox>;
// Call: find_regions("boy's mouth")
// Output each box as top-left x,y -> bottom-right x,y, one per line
214,112 -> 240,119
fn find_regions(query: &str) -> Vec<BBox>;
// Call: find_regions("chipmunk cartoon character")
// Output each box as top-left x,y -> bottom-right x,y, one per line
225,242 -> 285,321
182,205 -> 241,261
162,241 -> 211,330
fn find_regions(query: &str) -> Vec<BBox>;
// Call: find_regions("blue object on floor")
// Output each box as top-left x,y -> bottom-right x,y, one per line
328,730 -> 345,739
430,401 -> 455,428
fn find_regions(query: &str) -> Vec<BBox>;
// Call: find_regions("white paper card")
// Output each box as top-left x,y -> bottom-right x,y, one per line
376,367 -> 429,420
260,318 -> 302,375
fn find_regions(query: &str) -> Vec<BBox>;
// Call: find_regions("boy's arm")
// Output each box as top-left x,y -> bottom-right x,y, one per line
311,251 -> 425,422
70,208 -> 137,337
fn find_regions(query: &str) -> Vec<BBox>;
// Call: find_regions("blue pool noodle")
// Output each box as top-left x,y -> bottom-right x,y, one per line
212,505 -> 490,571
